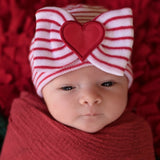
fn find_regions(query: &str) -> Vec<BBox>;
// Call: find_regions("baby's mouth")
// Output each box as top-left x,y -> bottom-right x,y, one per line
83,113 -> 102,117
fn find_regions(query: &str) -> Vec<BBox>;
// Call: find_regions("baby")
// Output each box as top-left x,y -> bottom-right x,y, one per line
31,4 -> 133,134
0,4 -> 155,160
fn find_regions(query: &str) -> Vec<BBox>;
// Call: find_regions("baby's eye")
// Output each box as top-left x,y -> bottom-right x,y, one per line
60,86 -> 75,91
101,81 -> 115,87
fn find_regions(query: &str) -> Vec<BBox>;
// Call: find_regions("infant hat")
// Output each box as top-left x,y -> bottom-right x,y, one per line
29,4 -> 134,97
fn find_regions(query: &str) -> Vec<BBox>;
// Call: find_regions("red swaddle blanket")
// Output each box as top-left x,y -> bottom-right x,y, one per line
0,92 -> 155,160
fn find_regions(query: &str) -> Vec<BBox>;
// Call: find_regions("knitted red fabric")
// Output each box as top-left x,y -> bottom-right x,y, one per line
0,92 -> 155,160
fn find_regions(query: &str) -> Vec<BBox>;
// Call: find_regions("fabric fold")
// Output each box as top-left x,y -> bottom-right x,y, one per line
0,92 -> 155,160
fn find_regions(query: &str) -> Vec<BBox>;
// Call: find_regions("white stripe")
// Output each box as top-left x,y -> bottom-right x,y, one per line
31,40 -> 65,52
36,21 -> 53,30
51,46 -> 72,57
50,30 -> 62,40
88,55 -> 124,76
36,22 -> 60,32
31,37 -> 63,45
105,29 -> 134,38
101,38 -> 133,48
33,54 -> 78,68
32,70 -> 38,83
97,45 -> 131,57
33,71 -> 47,89
91,48 -> 128,67
99,45 -> 131,57
30,46 -> 72,59
30,50 -> 52,59
35,31 -> 50,38
37,7 -> 75,23
95,8 -> 132,23
36,21 -> 61,30
105,18 -> 133,28
36,12 -> 65,24
31,40 -> 51,50
124,63 -> 133,88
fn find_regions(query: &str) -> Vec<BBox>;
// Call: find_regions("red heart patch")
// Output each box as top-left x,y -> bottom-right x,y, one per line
60,21 -> 105,61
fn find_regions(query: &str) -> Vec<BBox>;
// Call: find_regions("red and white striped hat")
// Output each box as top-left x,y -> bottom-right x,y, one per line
29,4 -> 134,97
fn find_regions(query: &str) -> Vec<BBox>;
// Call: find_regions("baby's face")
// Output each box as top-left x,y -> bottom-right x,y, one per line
42,66 -> 128,133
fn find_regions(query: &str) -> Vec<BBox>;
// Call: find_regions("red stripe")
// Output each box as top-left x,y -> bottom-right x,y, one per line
29,53 -> 33,61
125,68 -> 133,77
104,36 -> 134,41
32,71 -> 38,83
73,15 -> 96,18
101,44 -> 132,51
106,26 -> 134,31
52,45 -> 66,52
124,62 -> 133,77
36,62 -> 90,89
65,5 -> 83,11
127,62 -> 132,69
30,55 -> 34,68
91,54 -> 125,71
97,46 -> 129,61
31,45 -> 66,52
69,5 -> 104,11
34,38 -> 63,43
36,19 -> 61,27
37,9 -> 67,21
31,47 -> 52,52
33,51 -> 74,61
75,17 -> 95,21
29,49 -> 34,57
75,19 -> 94,23
36,28 -> 60,33
103,15 -> 133,25
34,66 -> 63,69
34,72 -> 45,86
124,69 -> 133,85
71,10 -> 104,14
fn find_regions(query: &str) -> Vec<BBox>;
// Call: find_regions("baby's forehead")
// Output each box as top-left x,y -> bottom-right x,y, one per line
53,66 -> 127,82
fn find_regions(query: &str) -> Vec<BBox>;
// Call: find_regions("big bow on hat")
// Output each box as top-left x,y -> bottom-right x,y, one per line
29,4 -> 134,97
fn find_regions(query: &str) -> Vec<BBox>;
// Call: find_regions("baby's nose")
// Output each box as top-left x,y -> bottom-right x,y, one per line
79,89 -> 102,106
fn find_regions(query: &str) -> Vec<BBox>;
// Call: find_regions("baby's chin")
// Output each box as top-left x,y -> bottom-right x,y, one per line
61,121 -> 105,133
79,126 -> 106,133
72,124 -> 107,133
